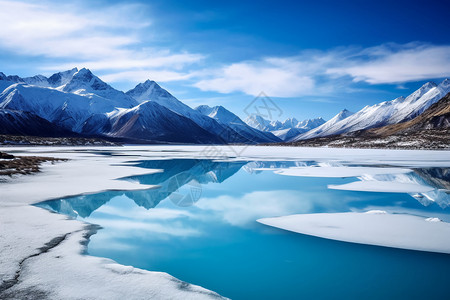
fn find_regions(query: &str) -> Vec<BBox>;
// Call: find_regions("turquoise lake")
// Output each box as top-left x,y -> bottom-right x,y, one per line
37,158 -> 450,299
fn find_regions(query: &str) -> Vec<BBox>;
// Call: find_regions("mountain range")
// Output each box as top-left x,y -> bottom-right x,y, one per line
0,68 -> 280,144
291,79 -> 450,141
285,93 -> 450,149
0,68 -> 448,147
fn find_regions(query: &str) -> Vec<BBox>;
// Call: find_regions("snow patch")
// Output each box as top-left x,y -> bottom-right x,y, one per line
258,212 -> 450,254
274,166 -> 412,178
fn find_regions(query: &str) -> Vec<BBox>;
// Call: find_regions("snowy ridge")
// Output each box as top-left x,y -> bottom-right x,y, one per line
245,115 -> 325,132
294,79 -> 450,140
1,68 -> 448,145
195,105 -> 281,143
292,109 -> 354,141
0,69 -> 247,143
126,81 -> 257,143
271,128 -> 307,141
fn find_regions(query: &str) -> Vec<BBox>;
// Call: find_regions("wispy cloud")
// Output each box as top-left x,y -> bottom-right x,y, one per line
194,60 -> 316,97
0,0 -> 143,58
192,43 -> 450,97
0,0 -> 202,82
327,43 -> 450,84
101,70 -> 195,83
1,0 -> 449,96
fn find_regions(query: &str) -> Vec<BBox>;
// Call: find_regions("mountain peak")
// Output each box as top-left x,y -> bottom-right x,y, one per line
420,81 -> 437,90
126,80 -> 172,103
47,68 -> 79,87
439,78 -> 450,89
337,109 -> 353,118
63,68 -> 113,92
75,67 -> 91,75
72,68 -> 96,81
143,79 -> 157,85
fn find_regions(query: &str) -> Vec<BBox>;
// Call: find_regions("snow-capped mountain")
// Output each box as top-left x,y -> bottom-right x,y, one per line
244,114 -> 326,141
105,101 -> 222,143
46,68 -> 79,87
245,115 -> 325,132
294,79 -> 450,140
271,128 -> 307,141
195,105 -> 281,143
0,83 -> 115,132
293,109 -> 354,141
0,69 -> 223,143
1,67 -> 447,146
0,68 -> 78,88
1,69 -> 282,144
126,80 -> 252,143
244,115 -> 271,131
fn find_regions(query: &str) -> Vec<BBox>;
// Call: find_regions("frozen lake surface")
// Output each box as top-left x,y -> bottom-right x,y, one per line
32,146 -> 450,300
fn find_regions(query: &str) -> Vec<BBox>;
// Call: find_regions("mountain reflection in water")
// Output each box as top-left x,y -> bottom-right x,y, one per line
37,159 -> 450,219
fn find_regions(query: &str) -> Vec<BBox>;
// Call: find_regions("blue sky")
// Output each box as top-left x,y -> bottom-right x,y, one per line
0,0 -> 449,121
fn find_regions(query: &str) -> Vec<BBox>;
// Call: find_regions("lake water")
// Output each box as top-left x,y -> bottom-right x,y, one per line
37,158 -> 450,299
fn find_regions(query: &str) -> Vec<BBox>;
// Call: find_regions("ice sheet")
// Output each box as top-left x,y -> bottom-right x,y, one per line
258,211 -> 450,254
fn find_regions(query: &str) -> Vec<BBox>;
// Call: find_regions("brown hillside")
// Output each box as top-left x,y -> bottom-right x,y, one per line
367,93 -> 450,137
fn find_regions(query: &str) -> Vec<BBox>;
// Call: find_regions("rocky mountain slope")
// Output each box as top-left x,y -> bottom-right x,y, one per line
292,79 -> 450,141
283,93 -> 450,149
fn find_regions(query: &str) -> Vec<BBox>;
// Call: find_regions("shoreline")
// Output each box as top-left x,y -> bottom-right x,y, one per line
0,151 -> 65,176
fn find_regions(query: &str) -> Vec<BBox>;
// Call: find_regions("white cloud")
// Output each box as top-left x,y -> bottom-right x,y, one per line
99,70 -> 195,83
0,0 -> 141,59
1,1 -> 448,94
46,52 -> 204,71
327,43 -> 450,84
0,0 -> 202,83
194,59 -> 316,97
192,43 -> 450,97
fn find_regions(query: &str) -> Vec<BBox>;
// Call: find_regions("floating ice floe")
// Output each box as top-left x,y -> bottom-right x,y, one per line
258,211 -> 450,254
274,166 -> 412,178
328,181 -> 435,193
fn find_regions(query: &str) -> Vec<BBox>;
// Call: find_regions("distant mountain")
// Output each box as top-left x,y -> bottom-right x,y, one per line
244,114 -> 325,141
295,80 -> 450,140
244,115 -> 271,131
244,115 -> 325,132
292,109 -> 354,141
270,128 -> 305,141
195,105 -> 281,143
285,93 -> 450,150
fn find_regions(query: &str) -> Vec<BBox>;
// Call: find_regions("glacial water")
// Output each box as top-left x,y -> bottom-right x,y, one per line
37,158 -> 450,299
